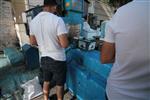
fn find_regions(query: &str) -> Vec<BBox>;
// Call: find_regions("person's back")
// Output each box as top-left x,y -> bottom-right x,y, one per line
29,1 -> 68,100
30,12 -> 67,61
101,0 -> 150,100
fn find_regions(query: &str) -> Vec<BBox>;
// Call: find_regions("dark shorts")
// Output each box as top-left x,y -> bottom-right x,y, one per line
41,57 -> 67,86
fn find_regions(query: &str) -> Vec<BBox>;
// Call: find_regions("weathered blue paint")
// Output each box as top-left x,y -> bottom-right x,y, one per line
66,49 -> 113,100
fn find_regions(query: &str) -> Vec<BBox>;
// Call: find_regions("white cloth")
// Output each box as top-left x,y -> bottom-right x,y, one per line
104,0 -> 150,100
30,12 -> 68,61
83,21 -> 95,33
83,21 -> 97,39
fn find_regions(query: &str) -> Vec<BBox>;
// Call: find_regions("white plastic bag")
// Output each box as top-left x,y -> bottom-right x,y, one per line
21,76 -> 43,100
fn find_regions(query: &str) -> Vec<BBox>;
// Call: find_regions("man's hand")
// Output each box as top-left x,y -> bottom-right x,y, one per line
101,41 -> 115,64
29,35 -> 37,46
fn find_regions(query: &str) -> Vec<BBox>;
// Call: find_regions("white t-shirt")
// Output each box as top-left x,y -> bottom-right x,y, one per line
30,12 -> 68,61
104,0 -> 150,100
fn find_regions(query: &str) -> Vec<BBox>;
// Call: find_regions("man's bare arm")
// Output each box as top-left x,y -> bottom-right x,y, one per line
29,35 -> 38,46
101,41 -> 115,64
58,34 -> 69,48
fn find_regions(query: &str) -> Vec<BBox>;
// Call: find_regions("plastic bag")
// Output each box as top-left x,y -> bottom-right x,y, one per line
21,76 -> 43,100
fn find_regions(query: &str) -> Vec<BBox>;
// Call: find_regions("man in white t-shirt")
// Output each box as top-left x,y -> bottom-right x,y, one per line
29,0 -> 68,100
101,0 -> 150,100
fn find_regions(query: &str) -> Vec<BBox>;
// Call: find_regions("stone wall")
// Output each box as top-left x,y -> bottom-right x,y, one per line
94,0 -> 114,21
0,0 -> 18,51
28,0 -> 43,9
88,0 -> 114,25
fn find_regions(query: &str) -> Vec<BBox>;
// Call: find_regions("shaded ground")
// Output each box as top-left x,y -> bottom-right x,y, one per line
33,87 -> 76,100
0,61 -> 76,100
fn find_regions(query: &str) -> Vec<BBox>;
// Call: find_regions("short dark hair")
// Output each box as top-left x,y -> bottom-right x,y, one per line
44,0 -> 58,6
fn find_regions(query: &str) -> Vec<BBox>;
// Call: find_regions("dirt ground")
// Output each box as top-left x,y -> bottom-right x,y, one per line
33,87 -> 76,100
